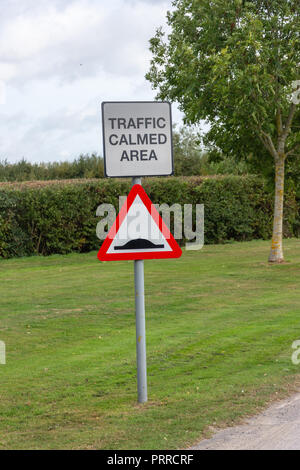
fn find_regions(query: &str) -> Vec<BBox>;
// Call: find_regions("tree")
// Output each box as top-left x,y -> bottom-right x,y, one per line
146,0 -> 300,262
172,126 -> 203,175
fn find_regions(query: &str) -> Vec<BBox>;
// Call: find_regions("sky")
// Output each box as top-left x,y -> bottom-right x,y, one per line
0,0 -> 183,163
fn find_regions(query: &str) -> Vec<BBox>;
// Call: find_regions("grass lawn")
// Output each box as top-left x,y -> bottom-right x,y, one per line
1,239 -> 300,449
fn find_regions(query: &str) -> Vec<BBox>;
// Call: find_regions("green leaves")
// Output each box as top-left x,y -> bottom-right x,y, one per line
146,0 -> 300,159
0,176 -> 298,258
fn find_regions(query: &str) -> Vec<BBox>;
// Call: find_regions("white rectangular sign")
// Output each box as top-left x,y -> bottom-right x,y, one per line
102,101 -> 174,177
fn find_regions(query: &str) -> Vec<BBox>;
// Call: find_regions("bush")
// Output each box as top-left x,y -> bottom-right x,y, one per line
0,192 -> 30,258
0,175 -> 298,258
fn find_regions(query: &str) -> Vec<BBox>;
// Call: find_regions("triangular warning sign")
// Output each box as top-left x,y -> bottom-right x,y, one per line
98,184 -> 182,261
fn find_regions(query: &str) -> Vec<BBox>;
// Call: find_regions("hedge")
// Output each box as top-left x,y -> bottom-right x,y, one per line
0,176 -> 298,259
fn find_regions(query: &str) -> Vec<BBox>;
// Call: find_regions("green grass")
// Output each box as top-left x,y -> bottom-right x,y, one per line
1,239 -> 300,449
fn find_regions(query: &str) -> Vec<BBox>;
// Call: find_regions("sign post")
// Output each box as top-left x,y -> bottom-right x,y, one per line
132,176 -> 147,403
99,101 -> 181,404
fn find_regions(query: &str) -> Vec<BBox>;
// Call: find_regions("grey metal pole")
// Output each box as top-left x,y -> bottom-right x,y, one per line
132,176 -> 147,403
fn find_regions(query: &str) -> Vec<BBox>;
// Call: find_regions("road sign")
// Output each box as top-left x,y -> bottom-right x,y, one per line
102,101 -> 174,178
97,184 -> 182,261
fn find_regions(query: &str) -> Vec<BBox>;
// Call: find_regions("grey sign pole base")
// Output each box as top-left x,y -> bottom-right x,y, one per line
132,176 -> 148,403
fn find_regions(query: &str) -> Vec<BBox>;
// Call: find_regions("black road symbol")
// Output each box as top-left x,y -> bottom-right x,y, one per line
114,238 -> 164,251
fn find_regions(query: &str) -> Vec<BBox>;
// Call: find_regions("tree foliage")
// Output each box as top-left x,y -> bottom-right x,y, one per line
146,0 -> 300,262
0,154 -> 105,182
0,128 -> 250,181
147,0 -> 300,157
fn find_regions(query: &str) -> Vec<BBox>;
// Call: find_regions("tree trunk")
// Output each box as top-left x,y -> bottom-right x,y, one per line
269,157 -> 285,263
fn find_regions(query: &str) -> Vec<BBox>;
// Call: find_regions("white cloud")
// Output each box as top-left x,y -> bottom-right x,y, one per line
0,0 -> 170,83
0,0 -> 182,163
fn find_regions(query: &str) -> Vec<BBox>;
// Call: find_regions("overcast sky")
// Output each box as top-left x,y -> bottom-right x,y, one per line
0,0 -> 182,163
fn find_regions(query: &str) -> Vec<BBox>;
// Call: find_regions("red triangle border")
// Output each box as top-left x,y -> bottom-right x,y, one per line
97,184 -> 182,261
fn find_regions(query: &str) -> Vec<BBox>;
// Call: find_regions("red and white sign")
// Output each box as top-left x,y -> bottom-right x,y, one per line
97,184 -> 182,261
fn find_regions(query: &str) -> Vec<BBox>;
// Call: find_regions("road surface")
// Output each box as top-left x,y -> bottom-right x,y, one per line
190,392 -> 300,450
